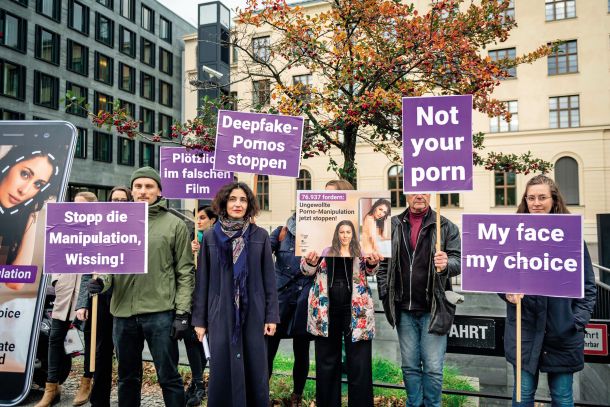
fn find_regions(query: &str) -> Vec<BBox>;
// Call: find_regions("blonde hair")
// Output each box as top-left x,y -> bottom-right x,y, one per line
325,179 -> 354,190
74,191 -> 98,202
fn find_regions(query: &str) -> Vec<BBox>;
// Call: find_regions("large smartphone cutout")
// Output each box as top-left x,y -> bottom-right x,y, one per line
0,121 -> 76,406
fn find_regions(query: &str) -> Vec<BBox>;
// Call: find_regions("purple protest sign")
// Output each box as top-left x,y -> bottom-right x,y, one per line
45,202 -> 148,274
402,95 -> 473,192
214,110 -> 304,177
160,147 -> 233,199
0,266 -> 37,284
461,214 -> 583,298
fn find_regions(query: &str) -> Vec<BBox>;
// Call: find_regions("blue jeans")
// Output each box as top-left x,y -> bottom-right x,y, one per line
396,311 -> 447,407
512,368 -> 574,406
113,311 -> 184,407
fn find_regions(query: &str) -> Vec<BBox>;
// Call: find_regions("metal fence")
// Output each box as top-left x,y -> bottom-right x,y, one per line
592,264 -> 610,320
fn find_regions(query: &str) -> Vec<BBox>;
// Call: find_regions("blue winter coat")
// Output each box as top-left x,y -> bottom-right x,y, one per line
503,243 -> 597,375
191,224 -> 280,407
270,226 -> 313,338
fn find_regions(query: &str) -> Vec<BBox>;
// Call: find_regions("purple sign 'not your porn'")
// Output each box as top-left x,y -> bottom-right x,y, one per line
461,214 -> 584,298
402,95 -> 473,193
214,110 -> 304,177
160,147 -> 233,199
45,202 -> 148,274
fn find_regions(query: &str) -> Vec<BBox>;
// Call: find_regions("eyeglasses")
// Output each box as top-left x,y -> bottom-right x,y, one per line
525,195 -> 551,203
111,198 -> 129,202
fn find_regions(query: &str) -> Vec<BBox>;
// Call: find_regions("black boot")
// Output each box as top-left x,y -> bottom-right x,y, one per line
186,381 -> 206,406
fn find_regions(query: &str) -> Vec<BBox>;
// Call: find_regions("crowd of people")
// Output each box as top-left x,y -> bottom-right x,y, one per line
5,161 -> 592,407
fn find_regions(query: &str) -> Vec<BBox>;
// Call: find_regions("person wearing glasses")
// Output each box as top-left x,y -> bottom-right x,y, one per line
501,175 -> 596,406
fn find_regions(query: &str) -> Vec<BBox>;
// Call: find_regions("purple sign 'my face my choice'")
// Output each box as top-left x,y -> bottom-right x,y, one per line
461,214 -> 583,298
402,95 -> 473,193
45,202 -> 148,274
160,147 -> 233,199
214,110 -> 304,177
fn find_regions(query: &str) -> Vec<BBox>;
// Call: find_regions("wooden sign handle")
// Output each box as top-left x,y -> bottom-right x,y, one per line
435,193 -> 441,273
516,297 -> 522,402
89,274 -> 98,373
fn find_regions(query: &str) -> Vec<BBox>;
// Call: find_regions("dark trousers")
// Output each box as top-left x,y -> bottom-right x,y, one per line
267,334 -> 310,395
314,279 -> 373,407
113,310 -> 184,407
84,293 -> 114,407
48,318 -> 92,383
183,325 -> 207,383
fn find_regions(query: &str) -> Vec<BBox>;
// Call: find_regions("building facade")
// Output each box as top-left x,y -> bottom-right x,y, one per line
0,0 -> 195,200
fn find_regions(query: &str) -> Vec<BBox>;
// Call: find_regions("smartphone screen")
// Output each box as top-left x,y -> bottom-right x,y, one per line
0,121 -> 76,405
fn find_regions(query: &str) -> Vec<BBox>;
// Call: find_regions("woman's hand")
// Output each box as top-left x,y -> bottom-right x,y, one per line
191,240 -> 200,255
4,283 -> 24,290
505,293 -> 524,304
365,251 -> 384,266
264,323 -> 277,336
76,308 -> 88,321
194,326 -> 206,342
305,250 -> 320,267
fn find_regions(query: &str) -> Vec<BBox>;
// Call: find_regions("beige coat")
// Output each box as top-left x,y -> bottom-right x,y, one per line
51,274 -> 82,321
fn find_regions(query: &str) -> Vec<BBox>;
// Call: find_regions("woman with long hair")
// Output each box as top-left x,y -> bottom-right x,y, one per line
192,182 -> 279,407
302,179 -> 382,407
360,199 -> 391,256
503,175 -> 596,406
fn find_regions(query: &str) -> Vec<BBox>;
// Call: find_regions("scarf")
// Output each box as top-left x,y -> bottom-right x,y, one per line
214,217 -> 250,344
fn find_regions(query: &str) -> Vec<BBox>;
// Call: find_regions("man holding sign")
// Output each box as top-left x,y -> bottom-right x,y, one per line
88,167 -> 195,407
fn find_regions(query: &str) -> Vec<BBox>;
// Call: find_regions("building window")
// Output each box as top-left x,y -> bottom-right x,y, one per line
117,63 -> 135,93
36,0 -> 61,22
252,36 -> 270,63
159,80 -> 172,106
388,165 -> 406,208
68,0 -> 90,35
140,107 -> 154,134
158,113 -> 172,138
253,80 -> 271,106
97,0 -> 113,10
95,13 -> 114,47
11,0 -> 28,7
489,47 -> 516,78
257,175 -> 269,210
94,91 -> 113,114
94,52 -> 114,85
140,72 -> 155,100
120,0 -> 134,21
548,40 -> 577,75
440,193 -> 460,207
229,91 -> 238,111
502,0 -> 515,22
93,131 -> 112,163
490,100 -> 518,133
232,46 -> 238,64
545,0 -> 575,21
139,142 -> 155,167
0,60 -> 26,100
119,26 -> 136,58
67,40 -> 88,76
293,74 -> 313,103
118,137 -> 135,166
494,171 -> 516,206
0,10 -> 27,53
296,169 -> 312,190
141,4 -> 154,33
65,82 -> 88,117
555,156 -> 579,205
74,127 -> 87,159
35,26 -> 60,65
159,16 -> 171,42
33,71 -> 59,109
1,108 -> 24,120
220,28 -> 230,64
549,95 -> 579,128
141,38 -> 155,67
159,48 -> 173,75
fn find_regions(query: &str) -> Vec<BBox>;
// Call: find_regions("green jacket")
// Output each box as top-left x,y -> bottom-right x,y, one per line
102,198 -> 195,317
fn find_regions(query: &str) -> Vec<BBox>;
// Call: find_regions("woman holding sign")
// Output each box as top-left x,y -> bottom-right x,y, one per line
503,175 -> 596,406
302,179 -> 382,407
192,182 -> 279,407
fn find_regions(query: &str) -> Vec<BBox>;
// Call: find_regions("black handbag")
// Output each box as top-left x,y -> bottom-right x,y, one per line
428,272 -> 457,335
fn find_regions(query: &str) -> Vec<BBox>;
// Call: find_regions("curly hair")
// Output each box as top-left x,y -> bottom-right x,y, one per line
212,182 -> 260,220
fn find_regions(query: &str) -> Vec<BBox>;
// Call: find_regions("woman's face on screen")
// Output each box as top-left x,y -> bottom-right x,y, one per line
373,204 -> 389,220
0,156 -> 53,208
338,224 -> 353,247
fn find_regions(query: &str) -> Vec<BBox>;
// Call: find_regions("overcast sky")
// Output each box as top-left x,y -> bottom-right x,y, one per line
157,0 -> 249,27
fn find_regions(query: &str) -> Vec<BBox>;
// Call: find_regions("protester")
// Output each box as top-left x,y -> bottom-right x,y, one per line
77,186 -> 132,407
35,191 -> 97,407
302,179 -> 382,407
502,175 -> 596,406
361,198 -> 391,255
88,167 -> 194,407
267,212 -> 314,407
192,182 -> 279,407
184,205 -> 217,406
377,193 -> 461,407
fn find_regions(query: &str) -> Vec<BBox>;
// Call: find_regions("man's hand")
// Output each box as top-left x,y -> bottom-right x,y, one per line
76,308 -> 88,321
171,313 -> 190,340
434,251 -> 448,272
194,327 -> 206,342
505,293 -> 524,304
264,323 -> 277,336
88,277 -> 104,294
